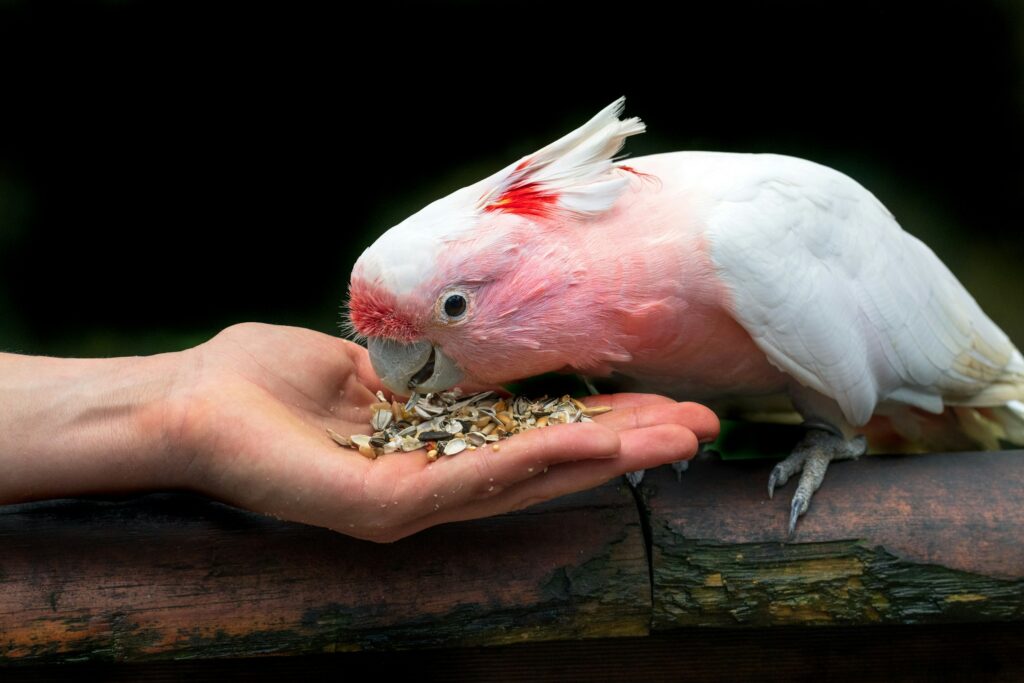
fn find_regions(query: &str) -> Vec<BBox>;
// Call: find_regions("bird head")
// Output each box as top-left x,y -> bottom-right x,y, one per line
346,98 -> 645,396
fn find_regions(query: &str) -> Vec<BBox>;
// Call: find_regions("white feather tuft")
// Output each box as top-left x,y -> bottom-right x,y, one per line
1002,399 -> 1024,444
478,97 -> 646,219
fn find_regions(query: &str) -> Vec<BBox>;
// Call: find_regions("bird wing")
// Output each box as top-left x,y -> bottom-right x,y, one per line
702,153 -> 1021,426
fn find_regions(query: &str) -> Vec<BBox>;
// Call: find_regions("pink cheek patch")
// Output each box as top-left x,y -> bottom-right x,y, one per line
347,280 -> 421,342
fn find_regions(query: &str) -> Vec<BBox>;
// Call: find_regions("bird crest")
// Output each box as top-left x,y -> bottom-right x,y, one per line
477,97 -> 646,220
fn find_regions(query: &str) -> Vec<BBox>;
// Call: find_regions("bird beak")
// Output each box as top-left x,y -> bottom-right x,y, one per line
366,338 -> 465,397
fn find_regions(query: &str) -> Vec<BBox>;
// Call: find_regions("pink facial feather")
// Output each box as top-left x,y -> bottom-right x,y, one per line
347,279 -> 421,342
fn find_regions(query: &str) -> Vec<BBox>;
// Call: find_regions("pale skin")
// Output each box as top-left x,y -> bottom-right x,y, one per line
0,323 -> 719,542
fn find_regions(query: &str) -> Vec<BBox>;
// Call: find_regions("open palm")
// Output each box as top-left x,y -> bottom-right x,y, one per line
166,323 -> 718,541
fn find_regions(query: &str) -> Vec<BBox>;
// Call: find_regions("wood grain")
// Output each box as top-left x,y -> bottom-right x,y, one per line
0,482 -> 648,663
645,450 -> 1024,628
3,449 -> 1023,664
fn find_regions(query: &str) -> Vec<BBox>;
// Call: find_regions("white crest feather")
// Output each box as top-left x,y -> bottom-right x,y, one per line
478,97 -> 646,218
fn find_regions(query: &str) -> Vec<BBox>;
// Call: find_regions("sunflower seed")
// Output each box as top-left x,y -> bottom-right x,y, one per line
326,428 -> 350,447
582,405 -> 613,417
371,408 -> 393,431
400,435 -> 422,451
349,434 -> 372,448
443,439 -> 467,455
417,430 -> 451,442
328,390 -> 612,459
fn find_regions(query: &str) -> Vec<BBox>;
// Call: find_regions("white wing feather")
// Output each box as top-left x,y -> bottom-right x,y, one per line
700,153 -> 1022,427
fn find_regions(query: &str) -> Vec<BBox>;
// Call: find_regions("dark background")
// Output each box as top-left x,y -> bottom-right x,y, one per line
0,0 -> 1021,357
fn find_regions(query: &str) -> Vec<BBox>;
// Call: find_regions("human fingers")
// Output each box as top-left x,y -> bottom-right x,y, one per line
580,393 -> 677,410
378,423 -> 697,540
416,421 -> 621,501
321,400 -> 717,529
464,424 -> 697,517
590,400 -> 720,444
288,420 -> 620,540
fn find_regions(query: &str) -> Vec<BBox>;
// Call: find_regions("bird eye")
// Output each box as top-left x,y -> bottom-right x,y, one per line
443,294 -> 467,319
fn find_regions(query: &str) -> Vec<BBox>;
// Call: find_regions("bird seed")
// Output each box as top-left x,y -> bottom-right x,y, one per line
329,389 -> 610,459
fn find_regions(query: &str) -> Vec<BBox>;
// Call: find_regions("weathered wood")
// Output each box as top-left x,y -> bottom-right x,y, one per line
645,450 -> 1024,628
0,482 -> 648,663
5,449 -> 1023,665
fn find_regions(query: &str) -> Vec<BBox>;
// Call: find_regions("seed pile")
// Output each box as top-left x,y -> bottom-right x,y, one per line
327,389 -> 611,460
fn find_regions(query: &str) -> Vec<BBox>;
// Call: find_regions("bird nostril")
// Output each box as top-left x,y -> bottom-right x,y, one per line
408,346 -> 436,388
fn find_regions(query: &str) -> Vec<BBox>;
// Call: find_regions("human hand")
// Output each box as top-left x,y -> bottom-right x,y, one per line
161,323 -> 718,541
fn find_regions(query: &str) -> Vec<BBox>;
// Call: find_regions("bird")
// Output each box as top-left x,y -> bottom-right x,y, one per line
345,97 -> 1024,535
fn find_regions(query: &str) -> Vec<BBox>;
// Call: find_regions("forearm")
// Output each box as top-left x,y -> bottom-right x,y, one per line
0,352 -> 181,504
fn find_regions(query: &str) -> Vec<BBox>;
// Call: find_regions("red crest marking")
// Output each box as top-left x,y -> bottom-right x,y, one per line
484,182 -> 560,218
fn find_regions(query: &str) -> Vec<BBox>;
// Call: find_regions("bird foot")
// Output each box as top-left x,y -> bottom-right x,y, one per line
767,429 -> 867,537
671,460 -> 689,481
629,443 -> 708,487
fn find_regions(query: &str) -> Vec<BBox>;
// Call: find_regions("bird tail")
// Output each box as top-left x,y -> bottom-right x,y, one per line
990,400 -> 1024,445
944,348 -> 1024,449
865,401 -> 1024,453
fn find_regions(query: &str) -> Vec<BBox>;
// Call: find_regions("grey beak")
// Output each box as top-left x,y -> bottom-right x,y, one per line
367,338 -> 465,396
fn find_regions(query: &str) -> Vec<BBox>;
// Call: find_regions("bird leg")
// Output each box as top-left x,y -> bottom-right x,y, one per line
767,428 -> 867,537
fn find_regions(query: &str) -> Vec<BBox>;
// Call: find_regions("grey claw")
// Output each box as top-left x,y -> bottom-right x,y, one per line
625,470 -> 645,487
767,465 -> 785,499
788,495 -> 806,537
773,429 -> 860,535
671,460 -> 689,482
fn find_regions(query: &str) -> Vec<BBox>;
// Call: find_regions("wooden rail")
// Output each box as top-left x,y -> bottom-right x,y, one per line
1,450 -> 1021,664
644,450 -> 1024,628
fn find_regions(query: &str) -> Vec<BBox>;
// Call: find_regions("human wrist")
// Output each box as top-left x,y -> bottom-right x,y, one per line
0,350 -> 185,503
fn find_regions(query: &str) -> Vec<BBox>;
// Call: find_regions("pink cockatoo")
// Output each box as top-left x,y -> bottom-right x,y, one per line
347,98 -> 1024,533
